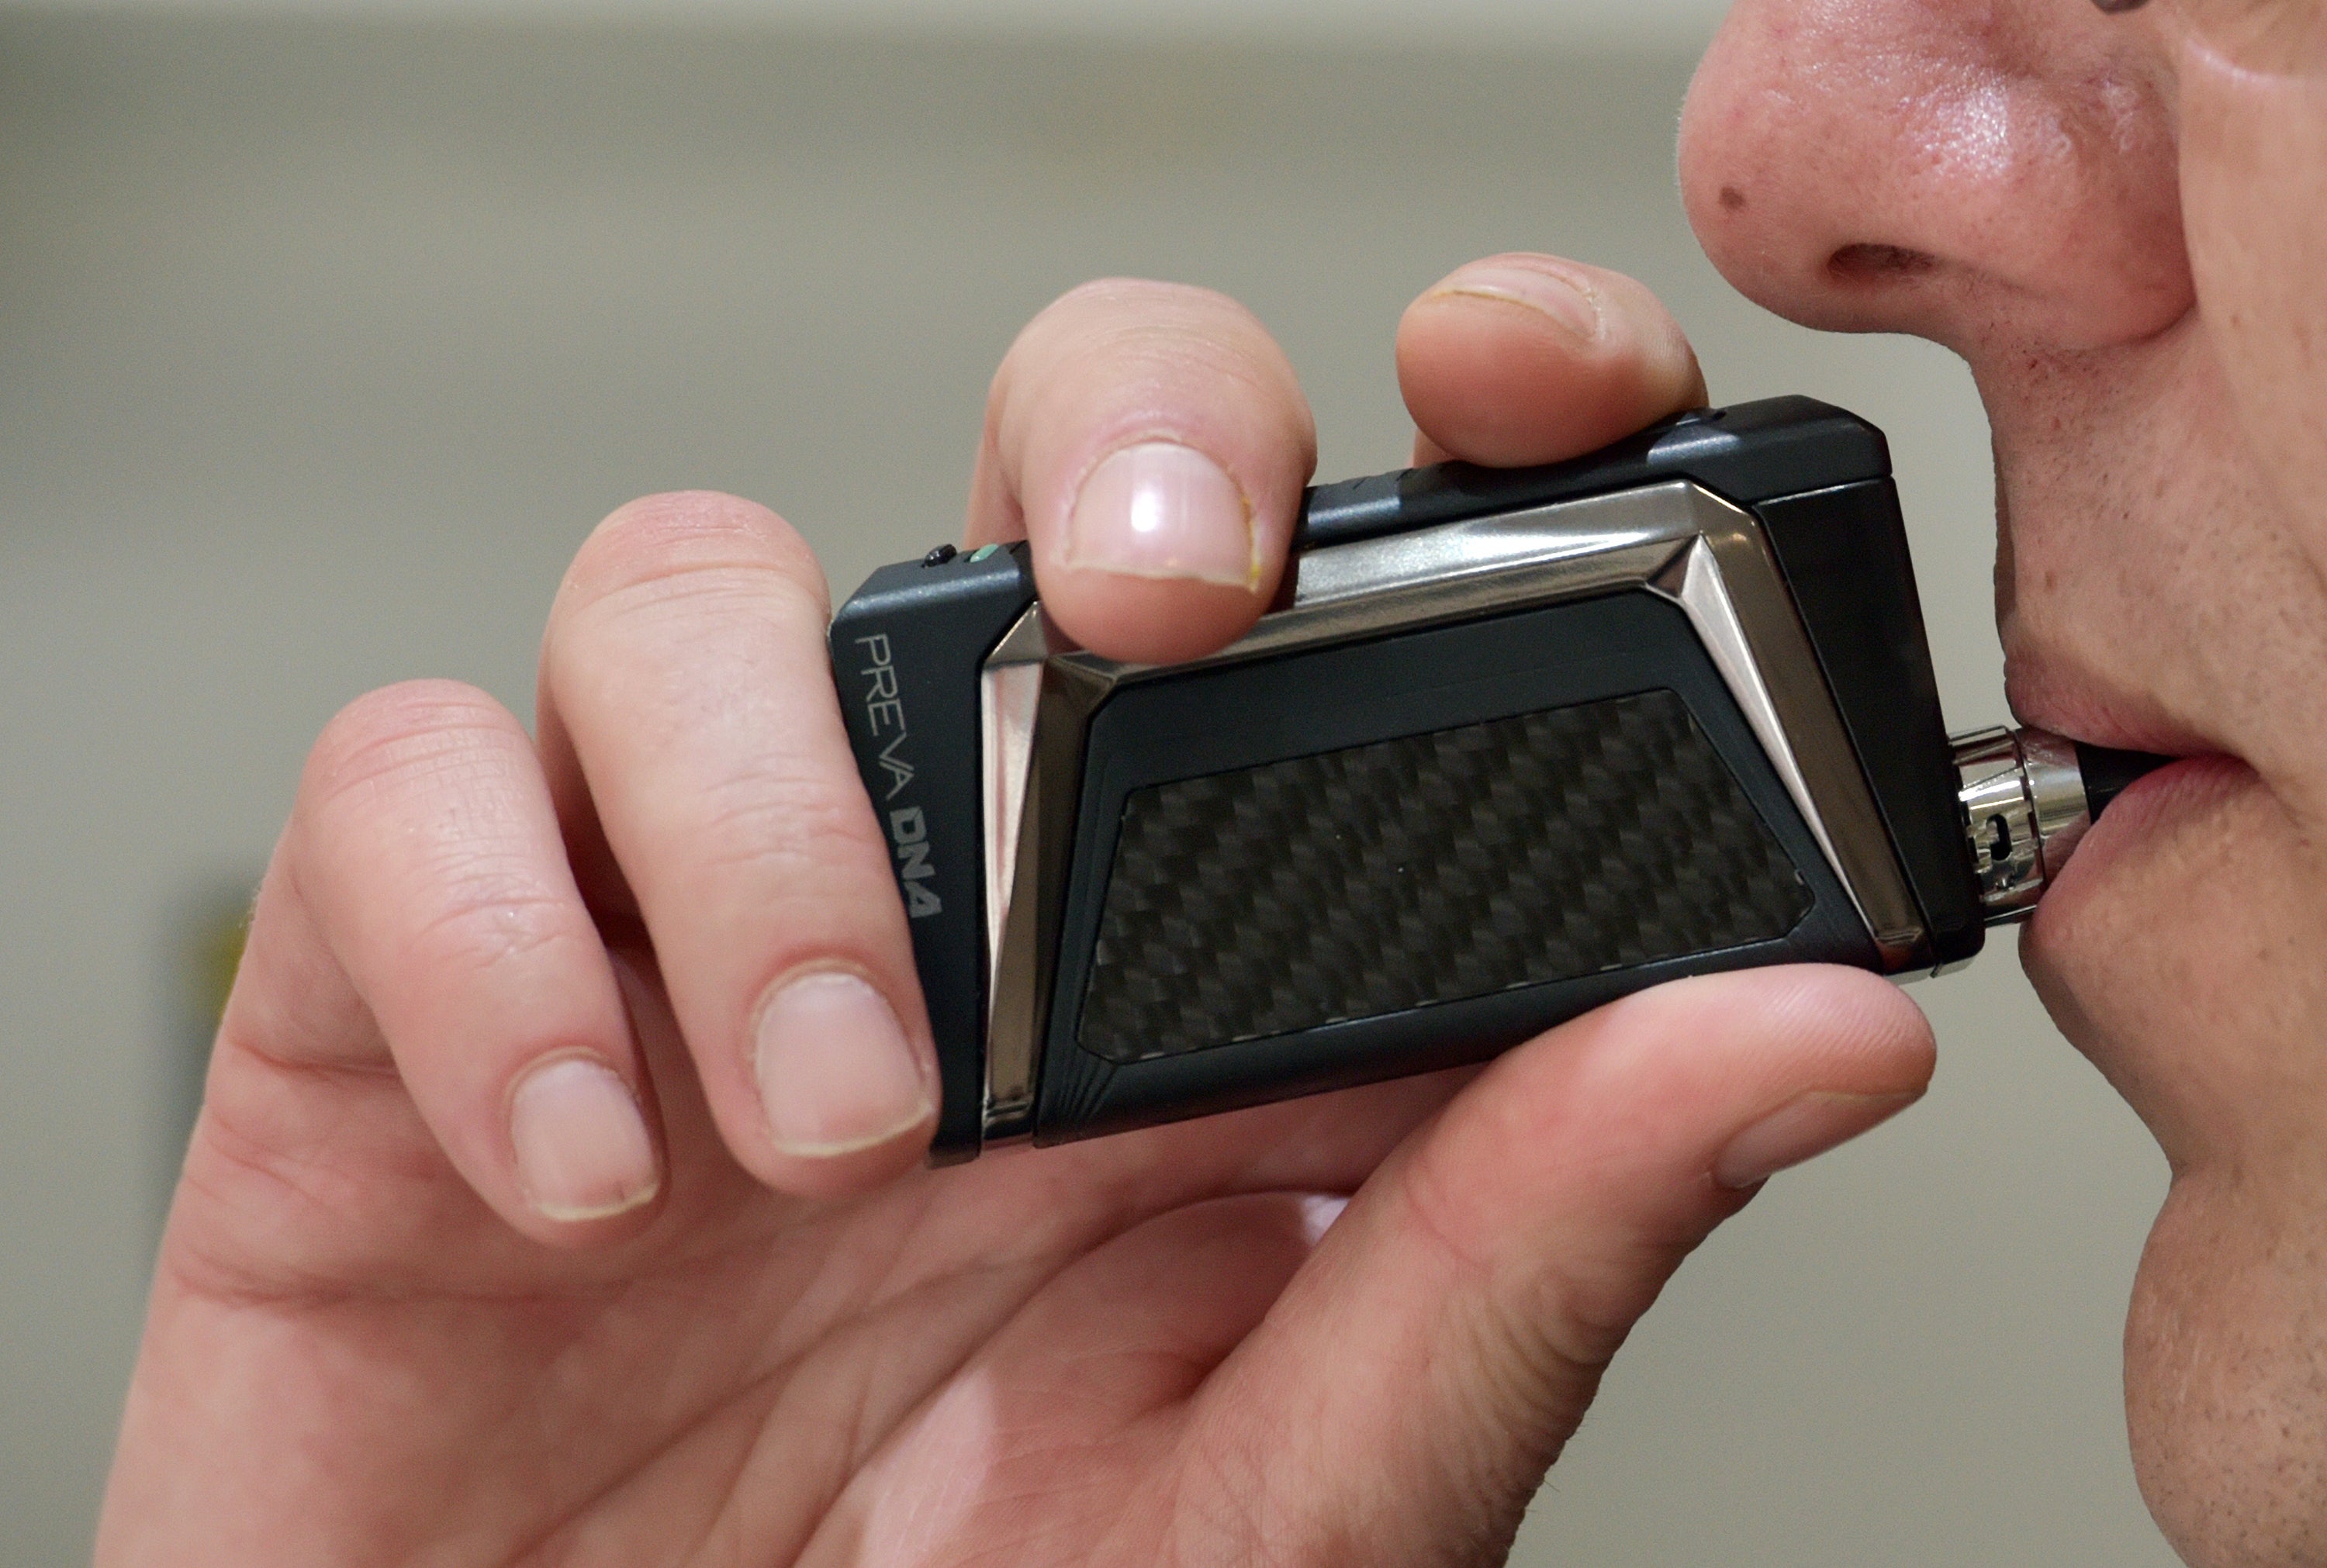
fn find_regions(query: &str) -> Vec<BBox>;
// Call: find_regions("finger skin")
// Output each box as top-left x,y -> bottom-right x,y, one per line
799,1193 -> 1323,1568
540,490 -> 938,1199
270,679 -> 660,1247
1398,253 -> 1710,468
1172,965 -> 1935,1564
966,278 -> 1318,665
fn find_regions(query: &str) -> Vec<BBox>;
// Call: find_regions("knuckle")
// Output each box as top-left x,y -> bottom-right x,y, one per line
1108,326 -> 1298,414
1049,275 -> 1250,325
1525,1251 -> 1663,1387
406,876 -> 585,979
659,772 -> 909,962
990,290 -> 1311,485
1007,278 -> 1289,392
296,687 -> 591,977
561,490 -> 828,628
1397,1137 -> 1502,1283
684,765 -> 890,887
303,681 -> 522,814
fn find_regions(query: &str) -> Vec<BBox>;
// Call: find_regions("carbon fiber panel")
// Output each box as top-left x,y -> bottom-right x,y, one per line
1076,689 -> 1810,1062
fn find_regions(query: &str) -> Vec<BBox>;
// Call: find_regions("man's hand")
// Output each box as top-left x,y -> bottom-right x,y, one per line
96,256 -> 1933,1566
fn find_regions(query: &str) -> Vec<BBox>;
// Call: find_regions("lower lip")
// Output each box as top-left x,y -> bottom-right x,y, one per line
2039,753 -> 2253,912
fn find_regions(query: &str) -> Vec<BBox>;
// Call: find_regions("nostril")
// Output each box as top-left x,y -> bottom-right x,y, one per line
1827,243 -> 1940,282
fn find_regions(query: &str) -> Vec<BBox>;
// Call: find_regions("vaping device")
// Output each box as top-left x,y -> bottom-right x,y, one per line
832,397 -> 2160,1162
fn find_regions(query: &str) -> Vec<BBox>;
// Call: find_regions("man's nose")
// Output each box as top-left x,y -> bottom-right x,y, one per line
1676,0 -> 2191,355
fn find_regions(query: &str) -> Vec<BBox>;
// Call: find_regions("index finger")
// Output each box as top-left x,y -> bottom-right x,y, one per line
966,278 -> 1318,665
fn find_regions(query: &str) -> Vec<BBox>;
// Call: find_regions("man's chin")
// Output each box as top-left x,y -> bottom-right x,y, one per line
2015,751 -> 2327,1563
2020,744 -> 2308,1173
2125,1171 -> 2327,1568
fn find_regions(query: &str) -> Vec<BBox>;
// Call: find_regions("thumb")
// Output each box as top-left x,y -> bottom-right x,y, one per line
1396,252 -> 1708,468
1177,965 -> 1934,1565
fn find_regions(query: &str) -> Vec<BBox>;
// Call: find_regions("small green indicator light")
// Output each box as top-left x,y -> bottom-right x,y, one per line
967,543 -> 1001,562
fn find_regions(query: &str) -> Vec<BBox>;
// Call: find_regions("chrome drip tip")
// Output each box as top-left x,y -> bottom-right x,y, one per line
1951,727 -> 2168,924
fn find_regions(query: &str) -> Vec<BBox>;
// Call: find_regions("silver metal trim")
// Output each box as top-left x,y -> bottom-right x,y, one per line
975,478 -> 1930,1143
1646,518 -> 1924,963
1952,724 -> 2094,924
980,657 -> 1111,1144
2020,728 -> 2092,878
977,605 -> 1058,1012
1658,539 -> 1852,935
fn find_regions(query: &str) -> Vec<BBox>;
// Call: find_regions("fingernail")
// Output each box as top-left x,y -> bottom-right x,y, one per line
1713,1090 -> 1921,1191
753,971 -> 934,1157
1432,261 -> 1602,343
509,1055 -> 661,1222
1299,1193 -> 1351,1246
1064,441 -> 1257,589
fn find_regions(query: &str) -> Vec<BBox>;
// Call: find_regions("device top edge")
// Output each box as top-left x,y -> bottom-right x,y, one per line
1298,396 -> 1886,551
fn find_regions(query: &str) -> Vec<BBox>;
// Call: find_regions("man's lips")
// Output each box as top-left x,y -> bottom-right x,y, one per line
2001,645 -> 2219,762
1999,642 -> 2249,908
2035,753 -> 2254,917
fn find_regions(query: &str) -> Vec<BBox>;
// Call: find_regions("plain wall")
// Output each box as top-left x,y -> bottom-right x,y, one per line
0,16 -> 2177,1563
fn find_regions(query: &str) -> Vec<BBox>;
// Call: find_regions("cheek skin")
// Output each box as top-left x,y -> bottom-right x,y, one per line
2173,9 -> 2327,603
1981,322 -> 2327,801
2082,25 -> 2327,1563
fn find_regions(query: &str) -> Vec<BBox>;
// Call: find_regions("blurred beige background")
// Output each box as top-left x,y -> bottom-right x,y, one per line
0,6 -> 2178,1563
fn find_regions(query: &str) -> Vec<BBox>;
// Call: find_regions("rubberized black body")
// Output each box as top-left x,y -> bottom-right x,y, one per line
830,399 -> 1981,1159
1756,483 -> 1983,967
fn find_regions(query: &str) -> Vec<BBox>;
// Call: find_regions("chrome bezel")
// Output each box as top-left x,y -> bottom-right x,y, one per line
975,478 -> 1925,1145
1951,724 -> 2096,924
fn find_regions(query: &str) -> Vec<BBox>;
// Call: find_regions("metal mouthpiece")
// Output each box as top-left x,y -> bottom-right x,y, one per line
1951,727 -> 2170,924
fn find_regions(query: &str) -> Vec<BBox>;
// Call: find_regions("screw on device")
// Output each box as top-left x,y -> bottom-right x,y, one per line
1951,727 -> 2170,923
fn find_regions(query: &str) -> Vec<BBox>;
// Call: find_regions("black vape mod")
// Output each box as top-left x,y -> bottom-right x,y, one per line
831,397 -> 2156,1162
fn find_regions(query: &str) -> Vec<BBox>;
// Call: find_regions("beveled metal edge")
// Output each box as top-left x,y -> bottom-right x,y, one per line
978,605 -> 1058,1015
976,605 -> 1094,1146
974,478 -> 1930,1143
1651,518 -> 1924,964
1948,724 -> 2093,929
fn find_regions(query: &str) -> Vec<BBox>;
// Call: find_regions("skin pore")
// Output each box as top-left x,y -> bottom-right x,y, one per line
1683,0 -> 2327,1559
